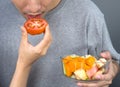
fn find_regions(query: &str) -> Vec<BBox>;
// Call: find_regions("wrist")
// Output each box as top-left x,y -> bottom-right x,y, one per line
17,56 -> 32,69
10,58 -> 31,87
16,59 -> 31,71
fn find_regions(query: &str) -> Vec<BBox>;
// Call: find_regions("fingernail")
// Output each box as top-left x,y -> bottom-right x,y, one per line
95,75 -> 101,79
77,83 -> 82,86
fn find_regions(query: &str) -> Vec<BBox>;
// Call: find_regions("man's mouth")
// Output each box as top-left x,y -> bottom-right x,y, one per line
25,14 -> 42,20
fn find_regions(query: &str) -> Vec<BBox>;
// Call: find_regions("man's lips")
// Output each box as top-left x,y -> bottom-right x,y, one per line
26,14 -> 42,19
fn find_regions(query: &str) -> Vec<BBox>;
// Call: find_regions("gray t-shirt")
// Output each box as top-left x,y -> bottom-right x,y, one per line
0,0 -> 119,87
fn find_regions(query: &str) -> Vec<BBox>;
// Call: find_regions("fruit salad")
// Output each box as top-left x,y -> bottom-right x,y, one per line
62,54 -> 108,80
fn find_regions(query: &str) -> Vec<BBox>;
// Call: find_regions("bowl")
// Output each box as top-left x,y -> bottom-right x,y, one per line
61,54 -> 111,81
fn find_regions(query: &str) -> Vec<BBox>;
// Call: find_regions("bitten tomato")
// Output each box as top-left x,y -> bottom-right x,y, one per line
24,18 -> 48,35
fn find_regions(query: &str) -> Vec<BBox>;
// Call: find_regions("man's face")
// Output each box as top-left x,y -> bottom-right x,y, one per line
11,0 -> 53,19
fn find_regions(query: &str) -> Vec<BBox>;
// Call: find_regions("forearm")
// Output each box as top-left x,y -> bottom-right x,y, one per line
10,62 -> 31,87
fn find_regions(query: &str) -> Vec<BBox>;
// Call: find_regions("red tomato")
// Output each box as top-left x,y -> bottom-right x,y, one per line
24,18 -> 48,35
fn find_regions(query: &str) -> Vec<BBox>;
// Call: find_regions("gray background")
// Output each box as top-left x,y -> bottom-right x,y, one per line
0,0 -> 119,87
93,0 -> 120,53
92,0 -> 120,87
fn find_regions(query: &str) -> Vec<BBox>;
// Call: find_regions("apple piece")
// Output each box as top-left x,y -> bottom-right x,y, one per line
96,60 -> 104,68
74,69 -> 88,80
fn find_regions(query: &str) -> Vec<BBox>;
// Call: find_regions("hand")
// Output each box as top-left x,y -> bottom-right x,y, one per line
77,51 -> 119,87
17,25 -> 52,68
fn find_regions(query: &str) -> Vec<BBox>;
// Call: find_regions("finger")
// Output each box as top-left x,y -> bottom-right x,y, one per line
100,51 -> 112,60
102,85 -> 109,87
43,25 -> 52,43
77,82 -> 98,87
77,80 -> 111,87
35,25 -> 52,49
95,74 -> 112,81
38,30 -> 52,56
96,62 -> 114,81
20,26 -> 28,44
40,40 -> 51,55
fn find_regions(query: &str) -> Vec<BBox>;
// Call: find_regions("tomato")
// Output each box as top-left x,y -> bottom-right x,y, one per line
24,18 -> 48,35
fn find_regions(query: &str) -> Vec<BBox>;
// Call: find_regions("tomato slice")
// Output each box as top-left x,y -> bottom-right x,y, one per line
24,18 -> 48,35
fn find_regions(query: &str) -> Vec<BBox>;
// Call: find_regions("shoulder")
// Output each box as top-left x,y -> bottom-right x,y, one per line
72,0 -> 104,19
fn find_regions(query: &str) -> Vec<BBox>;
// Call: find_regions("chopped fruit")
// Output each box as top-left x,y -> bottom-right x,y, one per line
62,54 -> 108,80
74,69 -> 88,80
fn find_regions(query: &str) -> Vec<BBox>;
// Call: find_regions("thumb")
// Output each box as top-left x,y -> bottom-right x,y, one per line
100,51 -> 112,60
20,26 -> 28,43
